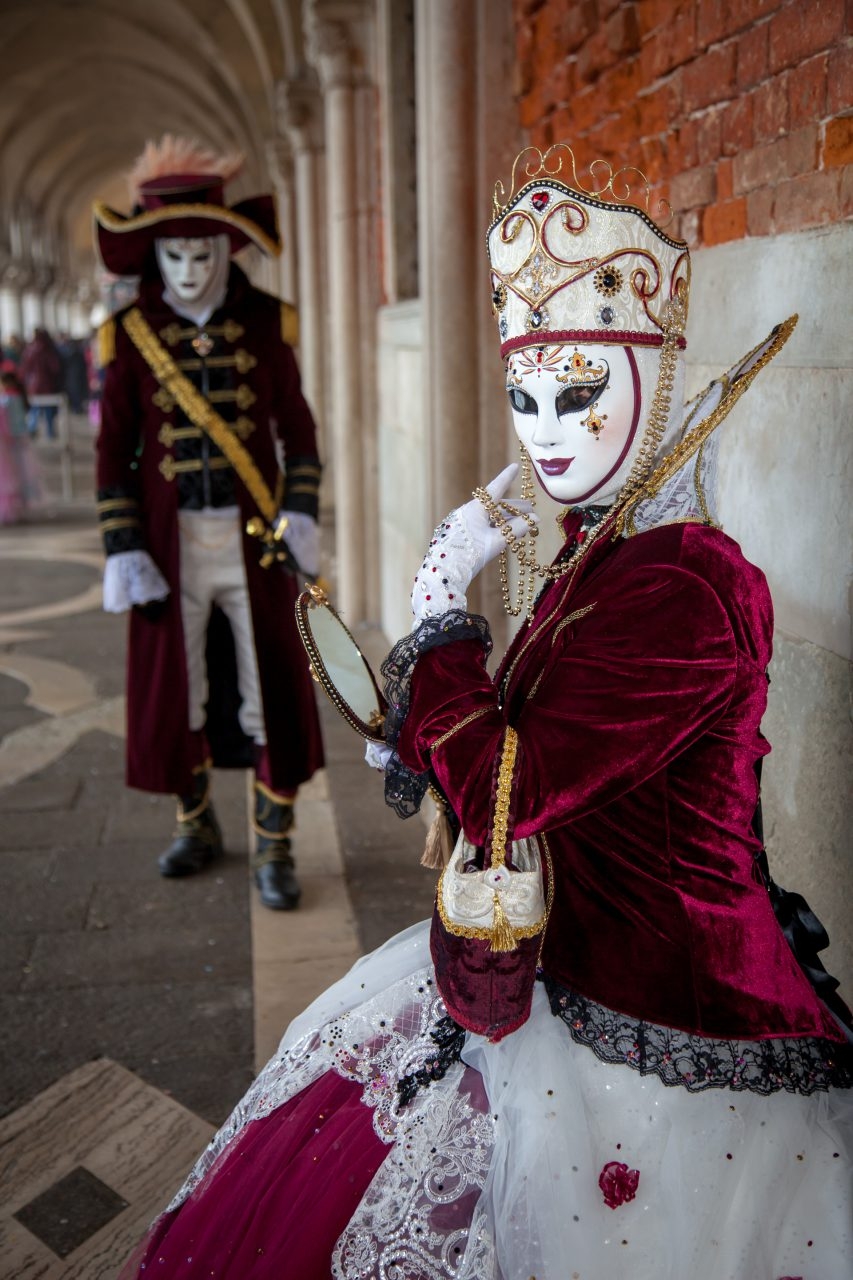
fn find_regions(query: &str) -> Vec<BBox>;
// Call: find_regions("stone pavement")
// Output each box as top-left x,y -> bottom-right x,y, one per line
0,418 -> 433,1276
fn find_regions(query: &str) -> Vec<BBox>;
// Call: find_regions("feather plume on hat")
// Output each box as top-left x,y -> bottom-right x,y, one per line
127,135 -> 244,203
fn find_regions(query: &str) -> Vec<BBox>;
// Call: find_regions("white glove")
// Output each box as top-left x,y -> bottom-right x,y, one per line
411,463 -> 537,622
103,550 -> 170,614
279,510 -> 320,577
364,741 -> 394,771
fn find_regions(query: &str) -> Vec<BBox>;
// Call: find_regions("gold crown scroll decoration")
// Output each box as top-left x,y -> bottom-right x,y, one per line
492,144 -> 674,226
487,144 -> 691,357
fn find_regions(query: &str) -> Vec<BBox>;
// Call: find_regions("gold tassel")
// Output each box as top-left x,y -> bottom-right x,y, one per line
421,804 -> 454,870
488,892 -> 518,953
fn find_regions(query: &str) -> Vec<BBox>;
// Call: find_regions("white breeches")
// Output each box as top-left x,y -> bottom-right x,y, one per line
178,509 -> 266,744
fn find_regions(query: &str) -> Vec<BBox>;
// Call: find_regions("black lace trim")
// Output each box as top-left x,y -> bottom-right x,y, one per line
396,1015 -> 466,1108
380,610 -> 492,818
543,977 -> 853,1097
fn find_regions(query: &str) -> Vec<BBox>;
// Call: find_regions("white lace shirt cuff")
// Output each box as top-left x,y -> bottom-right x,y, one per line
103,550 -> 170,614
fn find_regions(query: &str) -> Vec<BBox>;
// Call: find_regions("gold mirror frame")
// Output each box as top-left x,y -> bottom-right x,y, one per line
295,585 -> 388,743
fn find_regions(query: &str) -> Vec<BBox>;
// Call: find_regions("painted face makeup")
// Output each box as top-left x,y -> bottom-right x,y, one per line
155,237 -> 219,301
506,343 -> 641,505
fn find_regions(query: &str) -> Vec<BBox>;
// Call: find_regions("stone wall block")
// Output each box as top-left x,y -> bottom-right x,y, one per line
761,630 -> 852,997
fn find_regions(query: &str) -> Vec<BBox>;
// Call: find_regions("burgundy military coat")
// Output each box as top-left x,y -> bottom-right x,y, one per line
397,515 -> 846,1045
96,265 -> 323,796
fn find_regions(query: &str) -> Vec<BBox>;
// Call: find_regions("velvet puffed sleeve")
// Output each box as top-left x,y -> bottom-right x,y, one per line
95,315 -> 146,555
270,315 -> 322,519
395,555 -> 740,846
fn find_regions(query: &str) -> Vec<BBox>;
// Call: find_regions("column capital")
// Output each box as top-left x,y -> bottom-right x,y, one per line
276,72 -> 325,152
304,0 -> 372,91
265,136 -> 294,192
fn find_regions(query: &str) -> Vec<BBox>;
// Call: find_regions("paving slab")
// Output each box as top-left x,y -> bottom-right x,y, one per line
0,1058 -> 214,1280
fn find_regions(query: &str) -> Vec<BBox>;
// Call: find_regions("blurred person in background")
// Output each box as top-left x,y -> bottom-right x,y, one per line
20,327 -> 62,438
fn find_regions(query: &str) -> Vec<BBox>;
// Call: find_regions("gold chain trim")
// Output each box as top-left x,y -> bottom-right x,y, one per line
123,307 -> 277,522
428,706 -> 491,754
550,602 -> 597,645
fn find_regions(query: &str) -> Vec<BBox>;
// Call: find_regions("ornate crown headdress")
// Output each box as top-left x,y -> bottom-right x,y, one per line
487,144 -> 690,359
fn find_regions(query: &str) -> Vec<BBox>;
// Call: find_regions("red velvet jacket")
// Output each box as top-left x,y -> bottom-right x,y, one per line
398,519 -> 844,1043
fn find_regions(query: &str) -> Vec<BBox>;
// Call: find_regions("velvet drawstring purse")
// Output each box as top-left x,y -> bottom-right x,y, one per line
429,726 -> 553,1041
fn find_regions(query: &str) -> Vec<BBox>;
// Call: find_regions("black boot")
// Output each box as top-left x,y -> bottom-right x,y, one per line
158,770 -> 224,877
253,782 -> 301,910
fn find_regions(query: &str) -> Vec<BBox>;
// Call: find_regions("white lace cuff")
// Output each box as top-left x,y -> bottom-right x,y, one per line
103,550 -> 170,614
280,510 -> 320,577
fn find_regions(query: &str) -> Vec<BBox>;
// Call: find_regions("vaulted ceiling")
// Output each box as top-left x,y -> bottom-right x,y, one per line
0,0 -> 303,277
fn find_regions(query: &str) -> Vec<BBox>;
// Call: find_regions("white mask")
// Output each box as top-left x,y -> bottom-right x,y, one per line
155,234 -> 230,323
507,343 -> 642,506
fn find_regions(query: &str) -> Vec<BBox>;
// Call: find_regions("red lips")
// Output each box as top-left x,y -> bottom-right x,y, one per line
537,457 -> 574,476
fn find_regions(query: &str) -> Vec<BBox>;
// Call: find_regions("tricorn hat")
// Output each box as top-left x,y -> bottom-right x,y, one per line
93,135 -> 281,275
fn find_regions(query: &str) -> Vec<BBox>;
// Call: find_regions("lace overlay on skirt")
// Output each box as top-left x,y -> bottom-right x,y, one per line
165,960 -> 497,1277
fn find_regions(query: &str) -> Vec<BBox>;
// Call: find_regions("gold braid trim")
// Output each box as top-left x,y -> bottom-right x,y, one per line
491,726 -> 519,870
94,201 -> 281,258
122,307 -> 278,523
428,706 -> 492,754
98,317 -> 116,367
97,496 -> 138,512
280,301 -> 299,346
98,516 -> 141,533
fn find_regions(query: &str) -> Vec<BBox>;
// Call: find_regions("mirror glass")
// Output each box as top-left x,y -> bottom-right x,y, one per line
296,587 -> 387,741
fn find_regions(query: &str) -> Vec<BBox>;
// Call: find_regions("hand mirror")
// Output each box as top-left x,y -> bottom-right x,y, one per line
295,585 -> 387,742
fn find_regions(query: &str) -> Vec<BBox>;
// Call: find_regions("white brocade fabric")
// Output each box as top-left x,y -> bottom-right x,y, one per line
102,550 -> 170,613
162,921 -> 853,1280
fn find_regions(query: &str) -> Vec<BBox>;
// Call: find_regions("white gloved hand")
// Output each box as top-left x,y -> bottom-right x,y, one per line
364,740 -> 394,771
411,463 -> 537,622
279,510 -> 320,577
103,550 -> 170,614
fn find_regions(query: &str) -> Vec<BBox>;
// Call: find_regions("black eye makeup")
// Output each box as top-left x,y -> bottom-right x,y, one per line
165,250 -> 181,262
555,378 -> 607,417
507,386 -> 538,415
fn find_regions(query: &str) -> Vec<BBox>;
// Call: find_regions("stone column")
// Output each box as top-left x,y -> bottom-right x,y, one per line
306,1 -> 374,621
22,290 -> 45,337
415,0 -> 480,523
265,138 -> 299,305
0,277 -> 25,340
277,71 -> 327,444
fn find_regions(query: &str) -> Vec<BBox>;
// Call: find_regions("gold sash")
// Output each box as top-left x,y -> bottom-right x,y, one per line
122,306 -> 277,523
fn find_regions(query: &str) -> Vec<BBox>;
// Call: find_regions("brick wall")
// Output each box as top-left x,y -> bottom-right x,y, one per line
513,0 -> 852,245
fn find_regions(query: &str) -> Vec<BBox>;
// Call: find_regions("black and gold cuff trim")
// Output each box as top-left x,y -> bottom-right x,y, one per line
283,457 -> 321,518
97,487 -> 145,555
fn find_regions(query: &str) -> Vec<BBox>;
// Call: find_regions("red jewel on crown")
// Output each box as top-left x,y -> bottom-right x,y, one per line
531,191 -> 550,211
